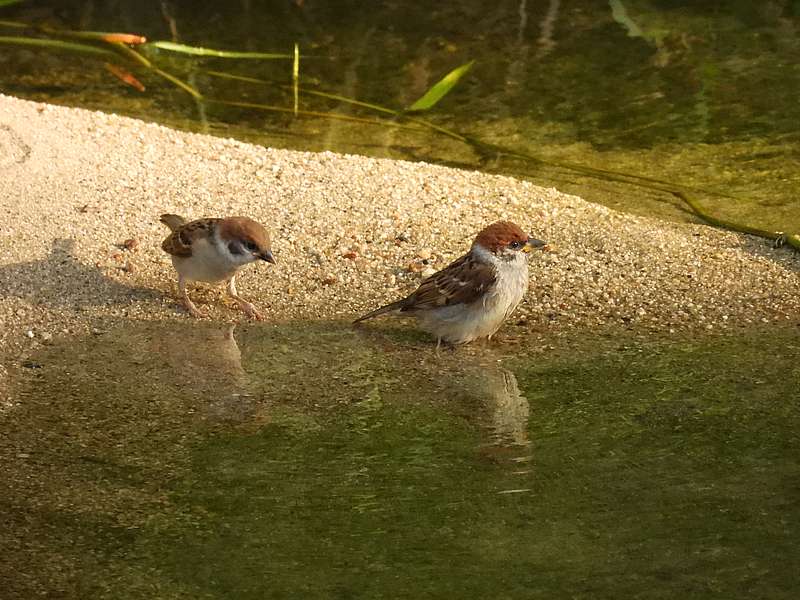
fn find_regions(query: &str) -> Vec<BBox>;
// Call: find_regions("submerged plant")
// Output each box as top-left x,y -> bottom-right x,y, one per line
0,10 -> 796,251
406,60 -> 474,112
145,40 -> 291,59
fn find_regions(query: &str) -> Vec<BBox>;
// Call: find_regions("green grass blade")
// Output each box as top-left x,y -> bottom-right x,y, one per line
297,85 -> 466,140
407,60 -> 474,112
204,69 -> 403,116
108,40 -> 152,67
202,69 -> 467,141
299,87 -> 401,116
107,43 -> 202,99
0,0 -> 25,7
211,99 -> 427,132
292,43 -> 299,116
153,66 -> 203,98
146,40 -> 292,59
204,70 -> 268,85
0,20 -> 28,28
0,35 -> 115,56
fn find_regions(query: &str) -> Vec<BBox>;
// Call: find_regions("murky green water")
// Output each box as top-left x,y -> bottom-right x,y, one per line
1,1 -> 799,230
3,322 -> 799,598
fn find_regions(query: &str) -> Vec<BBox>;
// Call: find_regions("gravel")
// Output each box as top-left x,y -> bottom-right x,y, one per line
1,93 -> 799,404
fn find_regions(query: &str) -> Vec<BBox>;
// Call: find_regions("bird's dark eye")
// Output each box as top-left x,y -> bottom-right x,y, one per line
245,241 -> 257,252
509,240 -> 522,249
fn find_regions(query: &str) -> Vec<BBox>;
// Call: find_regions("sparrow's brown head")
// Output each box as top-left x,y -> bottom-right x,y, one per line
219,217 -> 276,264
473,220 -> 545,256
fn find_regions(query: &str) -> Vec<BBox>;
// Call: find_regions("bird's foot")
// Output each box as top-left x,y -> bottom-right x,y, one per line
184,301 -> 206,319
237,300 -> 263,321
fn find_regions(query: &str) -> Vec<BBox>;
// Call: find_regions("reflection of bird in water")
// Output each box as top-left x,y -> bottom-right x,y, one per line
462,365 -> 530,448
461,365 -> 533,492
152,323 -> 246,388
147,323 -> 264,425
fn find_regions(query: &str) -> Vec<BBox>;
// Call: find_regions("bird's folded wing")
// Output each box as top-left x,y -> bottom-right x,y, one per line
161,218 -> 218,257
402,254 -> 496,310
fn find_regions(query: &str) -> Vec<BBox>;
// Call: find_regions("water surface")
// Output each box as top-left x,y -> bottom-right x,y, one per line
2,321 -> 799,598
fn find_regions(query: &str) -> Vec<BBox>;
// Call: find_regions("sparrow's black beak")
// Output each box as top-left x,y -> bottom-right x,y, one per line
259,250 -> 276,264
522,237 -> 547,253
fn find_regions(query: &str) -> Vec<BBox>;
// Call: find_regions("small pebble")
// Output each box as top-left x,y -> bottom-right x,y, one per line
417,248 -> 432,260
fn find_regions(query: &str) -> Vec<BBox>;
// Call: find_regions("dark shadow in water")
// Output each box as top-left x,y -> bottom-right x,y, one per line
0,238 -> 165,309
2,320 -> 800,598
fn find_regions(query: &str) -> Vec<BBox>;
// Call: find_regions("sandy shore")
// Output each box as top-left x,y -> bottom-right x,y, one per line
1,93 -> 799,392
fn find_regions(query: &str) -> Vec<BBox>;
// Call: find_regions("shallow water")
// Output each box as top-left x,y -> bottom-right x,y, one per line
3,321 -> 799,598
1,1 -> 799,230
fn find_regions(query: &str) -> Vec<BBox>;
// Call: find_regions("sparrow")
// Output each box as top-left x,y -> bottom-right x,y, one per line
354,221 -> 546,346
160,214 -> 275,319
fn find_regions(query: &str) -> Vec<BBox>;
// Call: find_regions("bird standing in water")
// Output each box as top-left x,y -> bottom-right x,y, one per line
355,221 -> 546,345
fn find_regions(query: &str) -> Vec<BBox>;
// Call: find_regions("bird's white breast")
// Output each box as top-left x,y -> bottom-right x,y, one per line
419,248 -> 529,344
172,236 -> 240,283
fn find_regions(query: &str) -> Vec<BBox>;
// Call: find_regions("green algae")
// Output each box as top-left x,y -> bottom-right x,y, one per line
2,321 -> 799,598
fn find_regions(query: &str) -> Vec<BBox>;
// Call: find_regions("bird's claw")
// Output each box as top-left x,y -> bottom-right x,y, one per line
238,300 -> 263,321
186,303 -> 206,318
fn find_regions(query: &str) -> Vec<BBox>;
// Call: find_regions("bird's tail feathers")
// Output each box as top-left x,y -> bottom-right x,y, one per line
353,300 -> 405,324
160,213 -> 186,232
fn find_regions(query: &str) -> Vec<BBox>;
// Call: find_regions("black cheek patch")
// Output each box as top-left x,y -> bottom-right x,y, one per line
228,242 -> 243,255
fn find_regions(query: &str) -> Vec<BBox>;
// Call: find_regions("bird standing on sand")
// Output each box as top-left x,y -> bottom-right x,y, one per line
354,220 -> 546,345
160,214 -> 275,319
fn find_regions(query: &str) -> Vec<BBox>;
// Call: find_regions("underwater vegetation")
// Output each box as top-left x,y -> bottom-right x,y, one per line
1,1 -> 799,249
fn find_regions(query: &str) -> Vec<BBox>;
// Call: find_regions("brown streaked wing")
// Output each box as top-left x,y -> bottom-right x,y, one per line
401,253 -> 496,311
161,218 -> 220,257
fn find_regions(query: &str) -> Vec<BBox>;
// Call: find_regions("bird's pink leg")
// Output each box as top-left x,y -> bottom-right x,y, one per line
179,275 -> 205,318
227,275 -> 263,320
